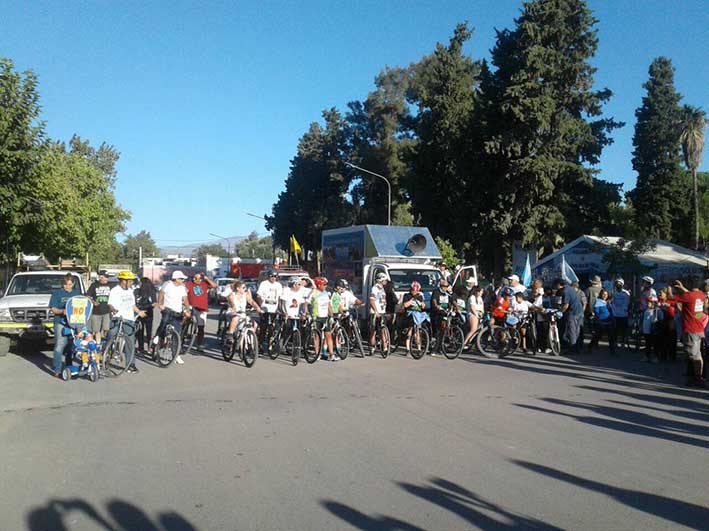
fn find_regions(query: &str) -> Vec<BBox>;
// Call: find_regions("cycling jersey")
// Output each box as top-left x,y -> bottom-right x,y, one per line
311,290 -> 331,319
370,285 -> 386,314
257,280 -> 283,313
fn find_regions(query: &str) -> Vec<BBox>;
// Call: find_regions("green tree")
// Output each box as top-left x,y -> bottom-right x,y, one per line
478,0 -> 622,274
405,23 -> 482,250
0,58 -> 45,263
631,57 -> 686,242
434,236 -> 460,268
193,243 -> 227,265
346,67 -> 415,225
233,232 -> 285,259
121,230 -> 160,265
267,109 -> 354,255
679,105 -> 707,249
23,142 -> 129,263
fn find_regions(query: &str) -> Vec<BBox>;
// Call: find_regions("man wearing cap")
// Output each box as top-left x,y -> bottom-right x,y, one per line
508,274 -> 527,295
87,271 -> 112,345
610,278 -> 631,350
157,270 -> 191,364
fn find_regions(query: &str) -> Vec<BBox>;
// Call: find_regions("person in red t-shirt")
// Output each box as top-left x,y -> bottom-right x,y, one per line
492,287 -> 514,325
673,278 -> 706,387
185,272 -> 217,352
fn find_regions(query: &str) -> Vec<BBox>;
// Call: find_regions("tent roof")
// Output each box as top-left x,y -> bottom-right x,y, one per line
532,235 -> 708,270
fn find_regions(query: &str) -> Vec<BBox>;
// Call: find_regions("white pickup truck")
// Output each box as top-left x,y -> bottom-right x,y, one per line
0,270 -> 86,356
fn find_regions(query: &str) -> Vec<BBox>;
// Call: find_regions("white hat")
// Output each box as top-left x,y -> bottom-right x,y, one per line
508,274 -> 520,282
172,270 -> 188,280
614,278 -> 624,285
465,277 -> 475,285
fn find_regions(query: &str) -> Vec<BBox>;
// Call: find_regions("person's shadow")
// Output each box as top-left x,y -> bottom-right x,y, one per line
27,498 -> 197,531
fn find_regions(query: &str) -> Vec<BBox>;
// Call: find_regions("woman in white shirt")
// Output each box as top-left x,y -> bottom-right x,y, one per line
464,285 -> 485,347
227,280 -> 262,335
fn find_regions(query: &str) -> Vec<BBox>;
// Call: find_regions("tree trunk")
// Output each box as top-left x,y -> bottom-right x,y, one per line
693,168 -> 699,250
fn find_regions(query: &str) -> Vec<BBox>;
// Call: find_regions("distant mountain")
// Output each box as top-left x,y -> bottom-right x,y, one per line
160,236 -> 245,257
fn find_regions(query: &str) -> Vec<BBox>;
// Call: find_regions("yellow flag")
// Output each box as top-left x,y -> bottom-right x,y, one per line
290,235 -> 302,254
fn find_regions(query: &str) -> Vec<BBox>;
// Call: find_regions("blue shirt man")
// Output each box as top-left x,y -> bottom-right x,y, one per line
49,275 -> 81,376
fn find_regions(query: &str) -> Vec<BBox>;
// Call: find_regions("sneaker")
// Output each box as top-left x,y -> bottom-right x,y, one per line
175,355 -> 185,365
127,364 -> 139,374
331,356 -> 341,362
543,348 -> 552,354
430,352 -> 437,357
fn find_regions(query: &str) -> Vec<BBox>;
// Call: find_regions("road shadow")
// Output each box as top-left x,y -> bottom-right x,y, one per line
11,343 -> 58,377
322,476 -> 561,530
27,497 -> 197,531
512,460 -> 709,529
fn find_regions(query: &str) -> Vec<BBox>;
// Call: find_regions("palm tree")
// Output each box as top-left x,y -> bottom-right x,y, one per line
679,105 -> 707,250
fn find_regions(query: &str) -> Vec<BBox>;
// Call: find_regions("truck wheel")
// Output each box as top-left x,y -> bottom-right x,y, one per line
0,336 -> 10,357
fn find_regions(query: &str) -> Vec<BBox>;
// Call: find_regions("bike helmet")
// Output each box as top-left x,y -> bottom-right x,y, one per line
267,269 -> 279,278
117,270 -> 136,280
647,296 -> 658,303
336,279 -> 349,289
314,277 -> 328,289
500,286 -> 514,298
288,278 -> 300,288
375,272 -> 388,283
641,276 -> 654,286
614,278 -> 625,286
410,281 -> 421,292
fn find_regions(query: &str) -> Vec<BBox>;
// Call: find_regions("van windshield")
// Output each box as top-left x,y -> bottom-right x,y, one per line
6,274 -> 83,296
387,269 -> 441,292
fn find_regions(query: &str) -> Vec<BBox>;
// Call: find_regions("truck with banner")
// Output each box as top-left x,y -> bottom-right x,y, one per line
321,225 -> 476,317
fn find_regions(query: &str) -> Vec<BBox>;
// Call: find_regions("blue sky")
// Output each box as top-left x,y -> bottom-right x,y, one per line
3,0 -> 707,246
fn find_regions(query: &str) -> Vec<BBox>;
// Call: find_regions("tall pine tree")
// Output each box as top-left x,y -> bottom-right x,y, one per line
478,0 -> 622,273
631,57 -> 687,242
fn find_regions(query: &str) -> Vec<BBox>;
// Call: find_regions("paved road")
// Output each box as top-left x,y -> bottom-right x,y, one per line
1,310 -> 707,530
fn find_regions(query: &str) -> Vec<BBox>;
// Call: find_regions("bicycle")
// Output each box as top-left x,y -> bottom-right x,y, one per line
464,312 -> 491,352
542,308 -> 563,356
221,314 -> 259,368
392,310 -> 430,360
279,317 -> 304,366
341,309 -> 366,358
301,314 -> 321,364
180,313 -> 197,355
370,313 -> 391,358
330,316 -> 350,360
266,313 -> 285,360
476,314 -> 521,359
151,309 -> 182,367
440,308 -> 466,360
102,317 -> 130,377
216,304 -> 229,338
625,310 -> 644,353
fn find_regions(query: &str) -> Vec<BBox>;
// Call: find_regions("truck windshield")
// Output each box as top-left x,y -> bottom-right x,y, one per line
387,269 -> 441,292
6,274 -> 82,296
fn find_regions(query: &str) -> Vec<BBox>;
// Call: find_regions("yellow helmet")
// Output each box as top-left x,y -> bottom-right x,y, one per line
117,270 -> 136,280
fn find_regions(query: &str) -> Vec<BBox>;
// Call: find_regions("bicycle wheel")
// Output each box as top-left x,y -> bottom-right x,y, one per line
549,324 -> 561,355
103,335 -> 129,376
156,329 -> 180,367
217,307 -> 228,337
304,328 -> 321,364
442,325 -> 465,360
476,326 -> 500,359
286,328 -> 302,366
180,316 -> 197,354
351,320 -> 366,358
221,331 -> 236,362
268,324 -> 281,360
241,329 -> 258,368
499,328 -> 521,358
378,326 -> 391,358
335,327 -> 349,360
410,326 -> 430,360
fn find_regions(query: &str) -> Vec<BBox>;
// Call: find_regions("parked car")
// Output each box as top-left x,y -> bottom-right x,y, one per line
209,277 -> 234,305
0,270 -> 87,356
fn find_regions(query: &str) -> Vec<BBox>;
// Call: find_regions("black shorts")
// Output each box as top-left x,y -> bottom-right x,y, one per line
315,317 -> 331,332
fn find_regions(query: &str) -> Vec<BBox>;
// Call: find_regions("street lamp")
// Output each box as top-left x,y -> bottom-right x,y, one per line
246,213 -> 277,262
343,161 -> 392,226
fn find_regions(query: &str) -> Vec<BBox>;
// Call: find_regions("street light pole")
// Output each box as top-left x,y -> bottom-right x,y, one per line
246,212 -> 275,262
343,161 -> 392,226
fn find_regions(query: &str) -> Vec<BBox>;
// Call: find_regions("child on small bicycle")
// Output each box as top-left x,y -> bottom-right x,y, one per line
511,291 -> 533,354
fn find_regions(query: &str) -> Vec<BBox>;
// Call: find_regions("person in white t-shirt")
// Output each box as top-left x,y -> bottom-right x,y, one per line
464,284 -> 485,348
156,270 -> 191,364
280,279 -> 307,320
107,270 -> 146,373
511,291 -> 534,354
369,273 -> 388,348
257,269 -> 284,350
